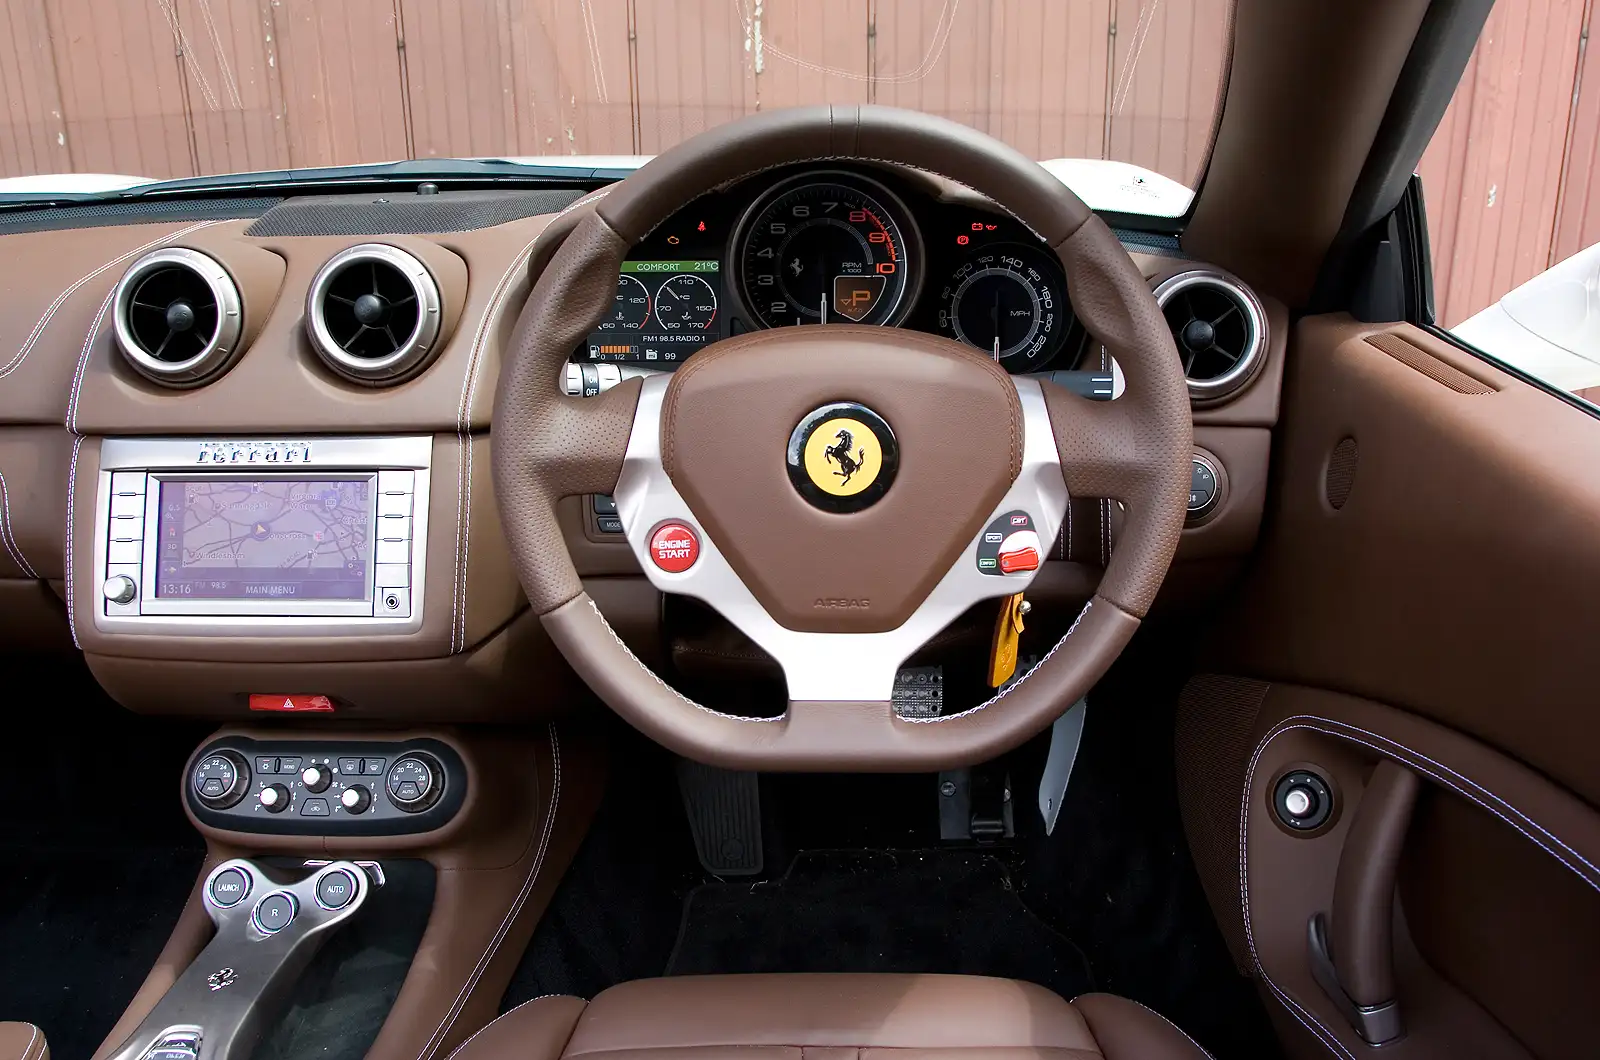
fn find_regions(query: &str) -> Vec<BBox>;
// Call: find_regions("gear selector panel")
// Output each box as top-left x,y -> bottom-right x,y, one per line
186,737 -> 464,835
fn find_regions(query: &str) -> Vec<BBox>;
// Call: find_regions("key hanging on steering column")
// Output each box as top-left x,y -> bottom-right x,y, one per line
987,592 -> 1030,688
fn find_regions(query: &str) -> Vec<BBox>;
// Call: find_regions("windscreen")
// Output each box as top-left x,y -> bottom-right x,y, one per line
0,1 -> 1231,218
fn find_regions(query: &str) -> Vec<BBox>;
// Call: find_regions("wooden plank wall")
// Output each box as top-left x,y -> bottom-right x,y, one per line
5,1 -> 1597,328
0,0 -> 1227,184
1417,0 -> 1597,326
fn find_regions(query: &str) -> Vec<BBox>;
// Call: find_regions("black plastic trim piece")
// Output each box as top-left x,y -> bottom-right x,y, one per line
186,737 -> 467,836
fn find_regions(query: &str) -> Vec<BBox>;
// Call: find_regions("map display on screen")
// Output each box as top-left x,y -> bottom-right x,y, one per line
155,478 -> 372,600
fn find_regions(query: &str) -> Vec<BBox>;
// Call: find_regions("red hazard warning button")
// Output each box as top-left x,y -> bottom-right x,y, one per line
648,522 -> 700,573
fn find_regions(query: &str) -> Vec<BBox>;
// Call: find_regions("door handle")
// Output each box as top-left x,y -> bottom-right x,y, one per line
1307,758 -> 1419,1045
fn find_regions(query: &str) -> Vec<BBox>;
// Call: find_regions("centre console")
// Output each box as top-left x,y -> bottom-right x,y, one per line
105,858 -> 375,1060
91,436 -> 431,636
186,736 -> 467,835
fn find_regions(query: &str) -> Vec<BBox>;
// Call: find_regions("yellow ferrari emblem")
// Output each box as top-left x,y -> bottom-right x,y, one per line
786,401 -> 899,513
802,417 -> 883,497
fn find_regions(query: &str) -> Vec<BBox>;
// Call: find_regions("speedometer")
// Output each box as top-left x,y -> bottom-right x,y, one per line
939,243 -> 1068,367
735,173 -> 916,328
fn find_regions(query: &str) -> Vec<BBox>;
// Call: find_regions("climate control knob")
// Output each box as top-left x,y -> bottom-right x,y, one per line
386,753 -> 443,813
301,765 -> 331,793
259,783 -> 291,813
191,750 -> 250,810
340,785 -> 372,814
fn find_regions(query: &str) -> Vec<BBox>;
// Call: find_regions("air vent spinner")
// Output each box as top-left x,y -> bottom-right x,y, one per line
306,244 -> 442,383
1154,270 -> 1267,402
112,248 -> 243,386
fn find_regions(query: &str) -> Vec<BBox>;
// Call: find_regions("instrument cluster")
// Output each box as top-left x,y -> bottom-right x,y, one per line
580,163 -> 1085,372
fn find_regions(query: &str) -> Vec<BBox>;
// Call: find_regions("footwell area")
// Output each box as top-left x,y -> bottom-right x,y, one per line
0,656 -> 210,1060
666,848 -> 1093,1000
504,622 -> 1283,1060
0,847 -> 205,1060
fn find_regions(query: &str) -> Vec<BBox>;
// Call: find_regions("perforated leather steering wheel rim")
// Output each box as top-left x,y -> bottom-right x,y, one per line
491,104 -> 1192,771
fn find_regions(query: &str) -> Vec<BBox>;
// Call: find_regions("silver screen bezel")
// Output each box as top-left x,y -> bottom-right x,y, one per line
140,472 -> 379,618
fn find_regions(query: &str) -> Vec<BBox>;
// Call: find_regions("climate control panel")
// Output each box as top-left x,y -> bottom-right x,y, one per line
186,737 -> 464,835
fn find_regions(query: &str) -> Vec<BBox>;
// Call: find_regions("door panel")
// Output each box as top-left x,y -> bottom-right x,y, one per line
1214,315 -> 1600,804
1177,314 -> 1600,1059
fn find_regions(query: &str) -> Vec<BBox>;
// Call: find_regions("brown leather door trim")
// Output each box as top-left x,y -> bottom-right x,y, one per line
1238,684 -> 1598,1060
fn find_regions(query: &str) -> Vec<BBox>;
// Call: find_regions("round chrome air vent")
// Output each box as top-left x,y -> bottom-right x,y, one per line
305,244 -> 442,383
1153,270 -> 1267,402
112,248 -> 244,386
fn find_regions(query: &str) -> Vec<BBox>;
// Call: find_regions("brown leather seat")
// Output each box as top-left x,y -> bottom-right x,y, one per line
0,1024 -> 48,1060
447,974 -> 1211,1060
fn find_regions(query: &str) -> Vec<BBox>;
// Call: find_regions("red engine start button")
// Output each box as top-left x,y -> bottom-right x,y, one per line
648,522 -> 700,573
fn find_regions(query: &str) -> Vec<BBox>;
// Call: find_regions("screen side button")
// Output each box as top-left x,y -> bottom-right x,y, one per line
379,588 -> 410,617
375,539 -> 410,565
375,563 -> 410,588
377,470 -> 414,495
377,492 -> 412,518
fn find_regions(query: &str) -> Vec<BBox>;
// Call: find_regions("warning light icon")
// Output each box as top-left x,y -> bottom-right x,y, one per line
697,221 -> 707,232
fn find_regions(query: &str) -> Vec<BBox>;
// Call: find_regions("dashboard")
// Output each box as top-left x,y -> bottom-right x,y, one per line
579,164 -> 1085,374
0,163 -> 1282,721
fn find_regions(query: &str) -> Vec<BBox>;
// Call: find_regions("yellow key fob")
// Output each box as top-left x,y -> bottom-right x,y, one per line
987,592 -> 1027,688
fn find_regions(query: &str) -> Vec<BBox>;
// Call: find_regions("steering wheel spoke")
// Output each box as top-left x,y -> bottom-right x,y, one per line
614,373 -> 1067,703
497,105 -> 1191,770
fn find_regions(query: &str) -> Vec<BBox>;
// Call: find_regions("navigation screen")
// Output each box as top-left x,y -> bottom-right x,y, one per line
155,478 -> 373,600
586,260 -> 723,364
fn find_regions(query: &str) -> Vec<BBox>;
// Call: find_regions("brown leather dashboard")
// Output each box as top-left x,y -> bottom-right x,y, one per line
0,176 -> 1285,719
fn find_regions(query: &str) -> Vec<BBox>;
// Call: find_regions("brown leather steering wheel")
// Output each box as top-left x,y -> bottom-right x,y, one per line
493,105 -> 1192,771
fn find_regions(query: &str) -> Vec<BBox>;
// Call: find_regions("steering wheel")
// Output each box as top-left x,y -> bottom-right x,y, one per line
493,106 -> 1192,771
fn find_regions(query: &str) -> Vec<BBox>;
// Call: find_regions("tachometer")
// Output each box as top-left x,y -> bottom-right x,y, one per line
939,244 -> 1067,366
736,173 -> 915,328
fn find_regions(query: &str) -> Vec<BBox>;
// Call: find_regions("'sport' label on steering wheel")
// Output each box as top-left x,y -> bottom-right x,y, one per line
977,510 -> 1041,575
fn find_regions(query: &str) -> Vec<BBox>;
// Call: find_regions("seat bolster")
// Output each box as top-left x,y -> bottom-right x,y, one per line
564,974 -> 1101,1055
0,1024 -> 48,1060
1070,994 -> 1213,1060
447,995 -> 588,1060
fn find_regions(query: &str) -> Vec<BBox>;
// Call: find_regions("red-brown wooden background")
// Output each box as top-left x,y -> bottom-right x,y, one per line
0,0 -> 1590,325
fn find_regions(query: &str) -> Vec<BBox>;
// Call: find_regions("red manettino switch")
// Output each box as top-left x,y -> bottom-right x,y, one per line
997,546 -> 1041,574
249,694 -> 335,713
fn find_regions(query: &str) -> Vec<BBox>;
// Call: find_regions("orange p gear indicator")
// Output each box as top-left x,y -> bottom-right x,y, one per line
832,274 -> 886,321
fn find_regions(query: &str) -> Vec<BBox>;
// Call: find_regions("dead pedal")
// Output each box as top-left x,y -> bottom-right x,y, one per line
676,758 -> 763,876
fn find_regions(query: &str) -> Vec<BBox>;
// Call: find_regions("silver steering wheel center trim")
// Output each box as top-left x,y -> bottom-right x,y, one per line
611,373 -> 1068,702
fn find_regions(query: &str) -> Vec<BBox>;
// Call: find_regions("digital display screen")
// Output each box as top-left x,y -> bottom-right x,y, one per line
586,260 -> 723,364
155,478 -> 373,600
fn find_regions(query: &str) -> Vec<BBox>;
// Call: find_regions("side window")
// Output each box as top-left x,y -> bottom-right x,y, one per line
1416,2 -> 1600,407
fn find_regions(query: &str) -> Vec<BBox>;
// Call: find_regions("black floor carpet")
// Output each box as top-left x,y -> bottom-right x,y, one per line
667,848 -> 1092,1000
504,622 -> 1282,1059
0,656 -> 210,1060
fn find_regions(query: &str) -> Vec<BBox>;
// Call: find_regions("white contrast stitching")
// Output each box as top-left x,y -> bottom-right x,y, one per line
417,724 -> 563,1060
1073,997 -> 1215,1060
442,994 -> 582,1060
17,1024 -> 39,1060
0,467 -> 39,578
1260,717 -> 1600,888
66,286 -> 118,434
453,189 -> 612,654
904,600 -> 1094,724
586,599 -> 780,723
0,219 -> 227,380
64,434 -> 84,649
1099,498 -> 1110,567
1238,714 -> 1600,1060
